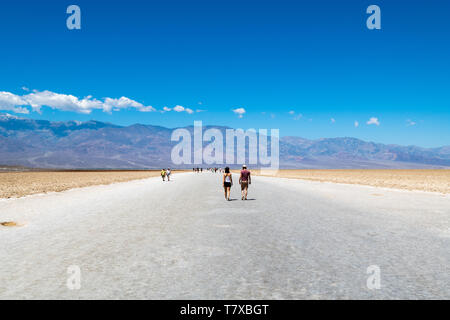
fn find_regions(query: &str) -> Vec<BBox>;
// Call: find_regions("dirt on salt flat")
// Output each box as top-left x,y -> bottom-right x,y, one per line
0,170 -> 169,199
253,169 -> 450,194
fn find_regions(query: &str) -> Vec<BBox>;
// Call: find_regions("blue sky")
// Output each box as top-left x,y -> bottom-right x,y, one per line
0,0 -> 449,147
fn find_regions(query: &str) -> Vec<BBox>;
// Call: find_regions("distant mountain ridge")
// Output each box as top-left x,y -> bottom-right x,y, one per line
1,113 -> 449,169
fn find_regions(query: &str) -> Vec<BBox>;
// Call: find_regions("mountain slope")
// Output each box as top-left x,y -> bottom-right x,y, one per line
0,114 -> 449,169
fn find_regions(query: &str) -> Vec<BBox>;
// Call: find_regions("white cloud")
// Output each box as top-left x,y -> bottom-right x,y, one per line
233,107 -> 246,118
354,121 -> 359,127
170,105 -> 194,114
22,86 -> 30,92
366,117 -> 380,126
0,91 -> 31,114
11,107 -> 30,114
173,105 -> 185,112
406,119 -> 416,126
24,91 -> 104,114
288,110 -> 295,115
104,96 -> 154,113
160,105 -> 196,114
0,89 -> 202,116
330,118 -> 336,124
0,89 -> 157,114
139,106 -> 156,112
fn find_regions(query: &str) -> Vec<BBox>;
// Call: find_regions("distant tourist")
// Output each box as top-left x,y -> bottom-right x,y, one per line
166,168 -> 171,181
239,165 -> 251,200
223,166 -> 233,201
161,168 -> 166,181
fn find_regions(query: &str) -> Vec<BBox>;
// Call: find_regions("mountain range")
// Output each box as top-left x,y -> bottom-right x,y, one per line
1,113 -> 449,169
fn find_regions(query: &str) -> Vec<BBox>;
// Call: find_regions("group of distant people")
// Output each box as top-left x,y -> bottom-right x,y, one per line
222,165 -> 251,201
192,167 -> 224,173
160,168 -> 171,181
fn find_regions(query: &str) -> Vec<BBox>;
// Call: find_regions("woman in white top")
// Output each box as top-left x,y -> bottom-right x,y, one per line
222,166 -> 233,201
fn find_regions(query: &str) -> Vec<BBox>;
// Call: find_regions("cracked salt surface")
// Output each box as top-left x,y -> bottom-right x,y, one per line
0,172 -> 449,299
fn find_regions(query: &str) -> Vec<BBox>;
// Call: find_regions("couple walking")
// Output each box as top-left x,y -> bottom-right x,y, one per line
222,165 -> 251,201
160,168 -> 171,181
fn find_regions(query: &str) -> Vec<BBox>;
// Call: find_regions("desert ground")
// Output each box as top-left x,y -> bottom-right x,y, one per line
0,171 -> 449,299
256,169 -> 450,194
0,169 -> 448,199
0,170 -> 163,199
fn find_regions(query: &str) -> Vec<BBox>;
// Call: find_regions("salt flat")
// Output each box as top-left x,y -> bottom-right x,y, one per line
0,172 -> 449,299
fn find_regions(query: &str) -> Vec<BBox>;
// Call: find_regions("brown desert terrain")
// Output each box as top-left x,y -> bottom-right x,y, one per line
1,169 -> 448,199
0,170 -> 164,199
256,169 -> 450,194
